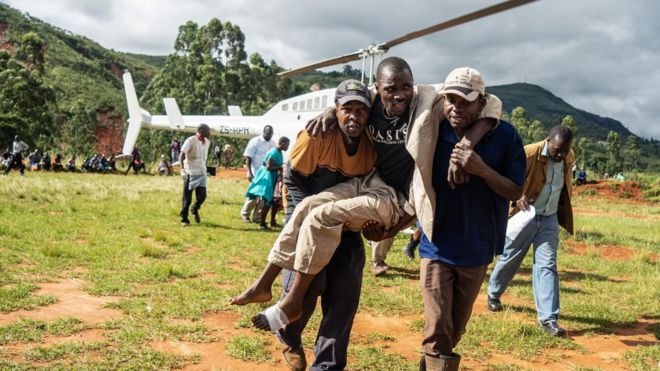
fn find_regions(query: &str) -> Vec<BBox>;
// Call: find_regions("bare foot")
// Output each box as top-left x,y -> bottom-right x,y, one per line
252,313 -> 271,331
228,285 -> 272,306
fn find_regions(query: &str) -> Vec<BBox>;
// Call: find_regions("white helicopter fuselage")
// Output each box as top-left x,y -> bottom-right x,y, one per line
122,71 -> 334,158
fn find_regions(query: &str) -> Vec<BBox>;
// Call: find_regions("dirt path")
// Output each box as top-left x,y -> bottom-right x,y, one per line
214,168 -> 248,180
566,240 -> 660,263
2,193 -> 658,370
1,275 -> 657,370
0,278 -> 122,325
151,312 -> 285,370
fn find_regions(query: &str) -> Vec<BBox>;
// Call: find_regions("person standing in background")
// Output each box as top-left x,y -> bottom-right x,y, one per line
240,125 -> 275,222
179,124 -> 211,226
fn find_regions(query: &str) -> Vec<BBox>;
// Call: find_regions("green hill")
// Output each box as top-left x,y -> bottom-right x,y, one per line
489,83 -> 631,140
1,2 -> 657,170
0,3 -> 160,111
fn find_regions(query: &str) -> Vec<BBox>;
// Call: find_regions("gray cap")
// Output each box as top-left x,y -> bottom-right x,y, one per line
335,79 -> 371,108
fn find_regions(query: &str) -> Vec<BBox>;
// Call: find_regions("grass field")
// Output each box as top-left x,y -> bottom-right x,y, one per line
0,171 -> 658,370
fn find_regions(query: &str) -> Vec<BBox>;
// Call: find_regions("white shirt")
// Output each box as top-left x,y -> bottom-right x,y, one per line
12,140 -> 29,154
181,135 -> 210,176
243,135 -> 275,175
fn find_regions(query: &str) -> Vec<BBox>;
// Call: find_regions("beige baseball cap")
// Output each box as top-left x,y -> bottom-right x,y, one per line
443,67 -> 485,102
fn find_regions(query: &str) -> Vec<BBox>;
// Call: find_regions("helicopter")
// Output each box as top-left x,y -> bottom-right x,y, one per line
121,0 -> 537,157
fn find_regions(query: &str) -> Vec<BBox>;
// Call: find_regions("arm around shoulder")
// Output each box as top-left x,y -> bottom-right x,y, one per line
479,94 -> 502,122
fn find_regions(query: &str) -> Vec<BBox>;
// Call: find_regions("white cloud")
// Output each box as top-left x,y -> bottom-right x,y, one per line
2,0 -> 659,138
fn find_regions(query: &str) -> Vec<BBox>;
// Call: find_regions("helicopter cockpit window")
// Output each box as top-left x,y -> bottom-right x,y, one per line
282,103 -> 289,111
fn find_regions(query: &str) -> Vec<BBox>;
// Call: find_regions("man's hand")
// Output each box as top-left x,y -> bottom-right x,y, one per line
451,143 -> 487,176
305,107 -> 338,139
447,161 -> 470,190
516,195 -> 531,211
361,220 -> 392,242
247,171 -> 254,182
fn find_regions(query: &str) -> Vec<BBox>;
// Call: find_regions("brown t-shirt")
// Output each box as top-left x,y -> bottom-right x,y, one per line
284,129 -> 377,217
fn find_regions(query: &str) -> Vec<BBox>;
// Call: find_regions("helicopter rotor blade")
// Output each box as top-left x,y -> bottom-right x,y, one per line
277,0 -> 538,79
383,0 -> 537,49
277,50 -> 363,78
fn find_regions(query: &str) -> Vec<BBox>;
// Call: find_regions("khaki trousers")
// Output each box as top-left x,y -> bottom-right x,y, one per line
371,237 -> 394,262
240,197 -> 264,222
268,171 -> 404,274
420,258 -> 488,356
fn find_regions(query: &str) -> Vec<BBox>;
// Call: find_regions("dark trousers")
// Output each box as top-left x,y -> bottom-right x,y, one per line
421,258 -> 488,356
278,232 -> 365,370
3,154 -> 24,175
180,176 -> 206,221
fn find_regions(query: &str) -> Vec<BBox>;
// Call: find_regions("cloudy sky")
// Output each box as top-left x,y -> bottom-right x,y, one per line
3,0 -> 659,139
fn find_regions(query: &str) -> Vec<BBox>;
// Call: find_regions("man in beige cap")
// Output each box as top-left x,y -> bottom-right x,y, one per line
413,67 -> 526,371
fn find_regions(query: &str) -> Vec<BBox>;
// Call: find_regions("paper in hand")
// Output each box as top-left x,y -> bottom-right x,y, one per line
506,206 -> 536,241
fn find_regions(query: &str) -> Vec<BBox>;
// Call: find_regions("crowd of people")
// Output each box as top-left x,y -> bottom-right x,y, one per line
1,135 -> 238,178
1,136 -> 81,175
5,57 -> 587,371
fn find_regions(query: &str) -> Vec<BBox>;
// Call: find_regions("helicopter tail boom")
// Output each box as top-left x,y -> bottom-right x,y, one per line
121,71 -> 147,156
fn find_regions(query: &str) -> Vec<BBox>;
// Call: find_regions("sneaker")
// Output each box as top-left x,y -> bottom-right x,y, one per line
487,296 -> 503,312
371,260 -> 389,276
181,219 -> 190,226
403,237 -> 419,261
192,211 -> 200,224
540,320 -> 566,337
259,223 -> 270,230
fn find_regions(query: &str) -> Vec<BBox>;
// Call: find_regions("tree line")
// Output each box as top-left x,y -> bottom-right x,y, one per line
0,19 -> 304,164
133,19 -> 304,163
504,107 -> 642,175
0,19 -> 647,174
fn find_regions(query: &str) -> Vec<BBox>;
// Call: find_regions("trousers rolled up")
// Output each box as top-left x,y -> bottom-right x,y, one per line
372,237 -> 394,262
268,170 -> 404,274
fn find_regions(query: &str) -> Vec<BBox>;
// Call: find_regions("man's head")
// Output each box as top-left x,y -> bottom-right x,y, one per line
334,79 -> 371,139
14,135 -> 19,141
197,124 -> 211,139
263,125 -> 274,141
375,57 -> 414,117
547,125 -> 573,163
277,136 -> 290,151
442,67 -> 486,134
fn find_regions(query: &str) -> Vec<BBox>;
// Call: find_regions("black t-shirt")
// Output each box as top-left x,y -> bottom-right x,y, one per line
368,95 -> 415,198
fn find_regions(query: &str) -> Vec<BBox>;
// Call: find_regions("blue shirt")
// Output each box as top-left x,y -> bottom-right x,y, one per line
418,120 -> 526,267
